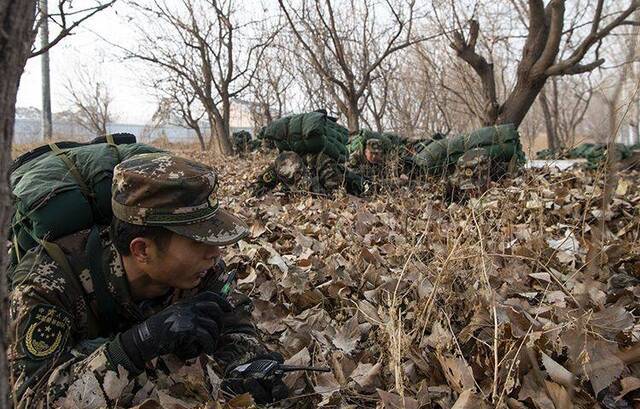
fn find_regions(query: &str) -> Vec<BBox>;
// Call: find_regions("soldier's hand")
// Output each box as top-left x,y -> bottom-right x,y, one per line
223,352 -> 290,404
120,291 -> 232,369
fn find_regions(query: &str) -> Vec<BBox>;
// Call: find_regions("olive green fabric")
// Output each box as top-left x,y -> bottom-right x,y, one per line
536,142 -> 635,169
258,110 -> 350,163
568,143 -> 632,169
407,124 -> 524,174
9,142 -> 164,269
535,148 -> 557,160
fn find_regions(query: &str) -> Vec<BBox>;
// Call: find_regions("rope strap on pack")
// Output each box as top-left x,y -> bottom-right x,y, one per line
48,143 -> 94,198
104,134 -> 122,162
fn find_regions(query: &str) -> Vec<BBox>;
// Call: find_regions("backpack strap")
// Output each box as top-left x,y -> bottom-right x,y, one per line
86,226 -> 119,334
104,134 -> 122,163
48,142 -> 94,198
40,240 -> 75,280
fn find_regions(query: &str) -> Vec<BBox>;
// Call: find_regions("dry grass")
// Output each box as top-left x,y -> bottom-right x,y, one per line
9,140 -> 640,408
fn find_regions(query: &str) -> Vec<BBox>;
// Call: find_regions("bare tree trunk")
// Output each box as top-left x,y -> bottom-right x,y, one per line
219,100 -> 233,155
346,99 -> 360,134
539,88 -> 558,151
374,115 -> 383,134
261,102 -> 272,124
195,130 -> 205,151
207,117 -> 222,155
39,0 -> 52,140
215,119 -> 232,156
496,78 -> 547,128
1,2 -> 39,406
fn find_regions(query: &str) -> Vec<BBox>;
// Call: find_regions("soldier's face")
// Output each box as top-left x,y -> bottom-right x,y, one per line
365,148 -> 383,164
144,233 -> 222,290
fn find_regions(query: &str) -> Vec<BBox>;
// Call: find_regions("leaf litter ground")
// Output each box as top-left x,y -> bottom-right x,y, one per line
13,144 -> 640,408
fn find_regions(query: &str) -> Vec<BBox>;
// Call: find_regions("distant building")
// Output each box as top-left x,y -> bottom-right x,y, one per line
14,100 -> 255,144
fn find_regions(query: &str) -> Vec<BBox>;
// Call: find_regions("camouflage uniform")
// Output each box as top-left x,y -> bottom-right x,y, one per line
233,130 -> 259,155
348,138 -> 406,192
8,153 -> 269,408
348,139 -> 387,179
252,151 -> 367,196
447,148 -> 508,199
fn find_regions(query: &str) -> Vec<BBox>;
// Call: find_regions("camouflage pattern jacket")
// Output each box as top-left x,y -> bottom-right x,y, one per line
253,152 -> 367,196
348,154 -> 387,180
8,227 -> 267,408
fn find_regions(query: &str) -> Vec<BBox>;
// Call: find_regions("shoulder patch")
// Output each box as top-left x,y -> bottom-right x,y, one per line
23,304 -> 72,360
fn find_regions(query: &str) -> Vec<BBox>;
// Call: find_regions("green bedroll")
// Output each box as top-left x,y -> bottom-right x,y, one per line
407,124 -> 525,174
537,142 -> 636,167
9,136 -> 164,269
258,110 -> 350,162
567,143 -> 632,168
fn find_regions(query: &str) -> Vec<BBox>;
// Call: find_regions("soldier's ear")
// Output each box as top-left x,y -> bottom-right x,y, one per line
129,237 -> 152,264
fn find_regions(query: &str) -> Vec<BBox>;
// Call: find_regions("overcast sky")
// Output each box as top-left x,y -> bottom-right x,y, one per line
17,2 -> 157,124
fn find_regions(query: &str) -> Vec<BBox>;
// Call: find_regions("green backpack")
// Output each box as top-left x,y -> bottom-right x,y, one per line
258,110 -> 350,162
9,134 -> 164,274
408,124 -> 525,174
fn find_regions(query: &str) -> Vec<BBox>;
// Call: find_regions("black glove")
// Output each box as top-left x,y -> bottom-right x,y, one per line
120,291 -> 232,369
223,352 -> 290,404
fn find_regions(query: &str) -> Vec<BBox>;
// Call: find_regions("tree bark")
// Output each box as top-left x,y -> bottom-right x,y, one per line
219,99 -> 233,155
496,77 -> 547,128
214,120 -> 232,156
0,2 -> 39,407
207,117 -> 222,155
194,129 -> 205,151
539,87 -> 558,151
346,98 -> 360,134
39,0 -> 52,140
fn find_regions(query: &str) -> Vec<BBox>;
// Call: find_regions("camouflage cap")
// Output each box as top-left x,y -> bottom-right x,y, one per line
365,138 -> 383,153
112,152 -> 248,246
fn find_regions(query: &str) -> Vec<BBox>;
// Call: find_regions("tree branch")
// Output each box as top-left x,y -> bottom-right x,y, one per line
30,1 -> 116,57
530,0 -> 565,78
547,0 -> 640,76
449,19 -> 499,123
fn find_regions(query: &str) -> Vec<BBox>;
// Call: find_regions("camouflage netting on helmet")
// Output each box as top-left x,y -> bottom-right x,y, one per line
257,110 -> 350,162
407,124 -> 525,174
347,129 -> 406,155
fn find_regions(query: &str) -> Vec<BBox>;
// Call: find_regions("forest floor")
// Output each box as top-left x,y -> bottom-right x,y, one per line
11,142 -> 640,408
181,144 -> 640,409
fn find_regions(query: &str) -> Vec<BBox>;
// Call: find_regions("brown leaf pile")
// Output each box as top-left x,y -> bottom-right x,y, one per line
12,143 -> 640,408
168,148 -> 640,409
